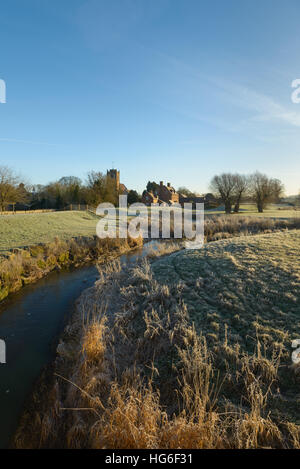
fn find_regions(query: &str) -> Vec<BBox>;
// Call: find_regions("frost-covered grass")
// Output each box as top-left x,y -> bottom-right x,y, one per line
205,203 -> 300,218
153,230 -> 300,352
0,211 -> 99,254
16,231 -> 300,449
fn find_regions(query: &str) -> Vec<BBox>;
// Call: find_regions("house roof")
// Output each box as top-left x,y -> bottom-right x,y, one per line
119,183 -> 128,193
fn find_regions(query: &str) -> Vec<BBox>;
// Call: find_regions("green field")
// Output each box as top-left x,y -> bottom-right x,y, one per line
1,205 -> 299,256
205,203 -> 300,218
0,211 -> 99,254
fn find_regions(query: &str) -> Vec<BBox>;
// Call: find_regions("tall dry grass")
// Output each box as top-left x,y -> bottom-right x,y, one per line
0,235 -> 142,302
14,250 -> 300,449
204,215 -> 300,242
2,213 -> 299,302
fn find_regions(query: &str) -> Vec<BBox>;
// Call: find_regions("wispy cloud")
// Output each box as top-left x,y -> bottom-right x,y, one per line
145,48 -> 300,133
214,80 -> 300,128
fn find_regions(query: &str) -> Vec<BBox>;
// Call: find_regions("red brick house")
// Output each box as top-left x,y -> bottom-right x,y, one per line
158,181 -> 179,204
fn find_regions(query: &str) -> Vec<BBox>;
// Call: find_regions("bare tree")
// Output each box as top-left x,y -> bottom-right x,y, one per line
270,178 -> 284,204
233,174 -> 249,213
0,166 -> 24,211
177,186 -> 197,198
210,173 -> 237,214
86,171 -> 118,205
58,176 -> 82,205
250,172 -> 284,213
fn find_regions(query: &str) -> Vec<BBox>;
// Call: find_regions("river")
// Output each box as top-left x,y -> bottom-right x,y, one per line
0,243 -> 155,448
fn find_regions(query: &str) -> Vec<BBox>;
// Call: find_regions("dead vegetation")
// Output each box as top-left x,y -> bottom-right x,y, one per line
0,235 -> 142,301
2,213 -> 299,303
204,215 -> 300,242
149,210 -> 300,242
14,231 -> 300,449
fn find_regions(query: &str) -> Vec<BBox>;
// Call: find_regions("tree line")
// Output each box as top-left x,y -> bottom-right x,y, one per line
210,172 -> 284,213
0,166 -> 141,211
0,165 -> 286,213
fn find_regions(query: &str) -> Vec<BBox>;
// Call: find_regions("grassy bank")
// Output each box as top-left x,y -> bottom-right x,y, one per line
204,215 -> 300,241
2,211 -> 299,303
2,209 -> 298,256
205,203 -> 300,218
15,231 -> 300,449
0,236 -> 143,302
0,211 -> 99,254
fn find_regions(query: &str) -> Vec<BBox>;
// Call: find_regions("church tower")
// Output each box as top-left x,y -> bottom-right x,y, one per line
106,169 -> 120,191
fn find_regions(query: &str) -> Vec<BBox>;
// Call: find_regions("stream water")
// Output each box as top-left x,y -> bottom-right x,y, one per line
0,243 -> 154,448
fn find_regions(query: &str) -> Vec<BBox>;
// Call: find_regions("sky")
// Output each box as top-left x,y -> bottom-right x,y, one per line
1,0 -> 300,195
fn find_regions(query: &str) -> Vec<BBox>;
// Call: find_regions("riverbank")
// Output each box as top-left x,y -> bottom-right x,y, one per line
0,235 -> 143,302
1,204 -> 300,304
0,263 -> 100,449
0,241 -> 181,449
14,231 -> 300,449
13,241 -> 182,449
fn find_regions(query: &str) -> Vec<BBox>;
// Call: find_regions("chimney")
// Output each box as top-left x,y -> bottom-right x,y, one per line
160,181 -> 163,186
167,182 -> 171,187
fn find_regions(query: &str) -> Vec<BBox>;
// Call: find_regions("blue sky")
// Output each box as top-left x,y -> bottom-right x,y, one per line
1,0 -> 300,194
